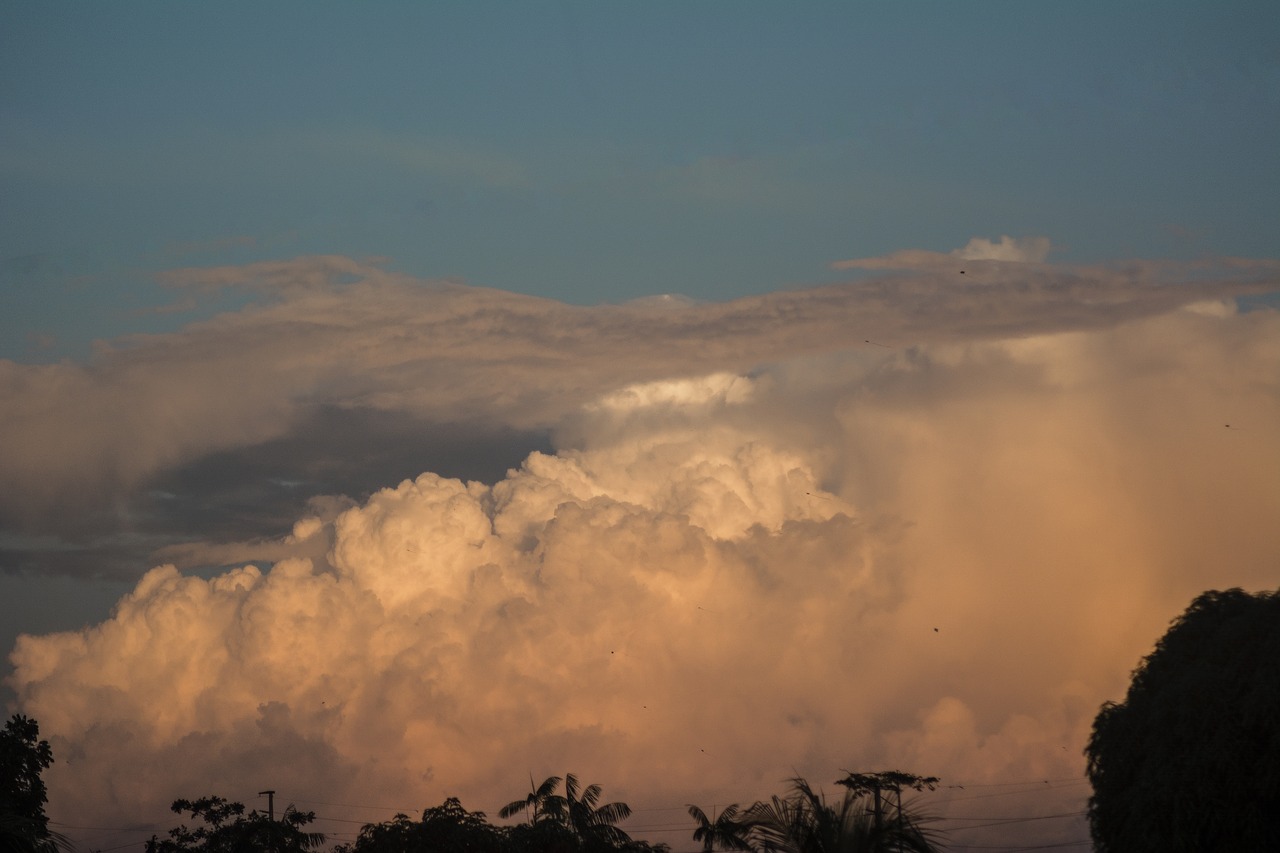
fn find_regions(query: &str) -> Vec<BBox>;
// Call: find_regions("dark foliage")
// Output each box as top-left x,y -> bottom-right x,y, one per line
1086,587 -> 1280,851
743,777 -> 941,853
833,772 -> 938,799
686,804 -> 751,853
339,793 -> 666,853
499,774 -> 635,850
0,715 -> 70,853
145,795 -> 325,852
500,776 -> 562,825
336,798 -> 504,853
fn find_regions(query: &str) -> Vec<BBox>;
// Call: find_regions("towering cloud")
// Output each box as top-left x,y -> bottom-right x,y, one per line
4,245 -> 1280,849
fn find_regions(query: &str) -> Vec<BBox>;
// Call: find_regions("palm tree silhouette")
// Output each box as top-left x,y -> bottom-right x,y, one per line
688,803 -> 751,853
499,774 -> 563,824
560,773 -> 633,846
502,773 -> 633,846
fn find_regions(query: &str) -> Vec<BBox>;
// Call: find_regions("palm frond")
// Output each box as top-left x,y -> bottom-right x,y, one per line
591,801 -> 632,825
580,783 -> 603,809
536,775 -> 563,798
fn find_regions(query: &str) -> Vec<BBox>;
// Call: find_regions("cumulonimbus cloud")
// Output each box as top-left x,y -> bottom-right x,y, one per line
6,243 -> 1279,849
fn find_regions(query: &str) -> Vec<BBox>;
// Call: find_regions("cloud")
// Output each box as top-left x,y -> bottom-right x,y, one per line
6,262 -> 1280,849
832,234 -> 1053,269
952,234 -> 1053,263
3,251 -> 1277,566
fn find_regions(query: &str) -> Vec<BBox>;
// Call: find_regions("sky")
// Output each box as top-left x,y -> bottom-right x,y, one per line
2,3 -> 1279,851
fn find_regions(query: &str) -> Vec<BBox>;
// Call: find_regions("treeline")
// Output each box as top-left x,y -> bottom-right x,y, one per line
4,710 -> 942,853
142,772 -> 943,853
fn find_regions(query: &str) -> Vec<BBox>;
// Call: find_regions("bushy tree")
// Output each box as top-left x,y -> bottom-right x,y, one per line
145,795 -> 325,852
336,798 -> 504,853
342,789 -> 665,853
1086,587 -> 1280,851
0,715 -> 70,853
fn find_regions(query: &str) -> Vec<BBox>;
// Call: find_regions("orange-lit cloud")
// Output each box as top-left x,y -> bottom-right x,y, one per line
4,248 -> 1280,849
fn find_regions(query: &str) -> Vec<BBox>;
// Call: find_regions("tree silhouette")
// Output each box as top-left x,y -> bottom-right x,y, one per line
502,774 -> 634,850
744,777 -> 940,853
1086,587 -> 1280,851
340,787 -> 662,853
499,775 -> 563,825
145,795 -> 325,852
558,774 -> 634,847
687,803 -> 751,853
336,798 -> 504,853
0,714 -> 70,853
834,771 -> 938,838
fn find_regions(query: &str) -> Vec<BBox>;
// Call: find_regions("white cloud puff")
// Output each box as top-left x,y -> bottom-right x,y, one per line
952,235 -> 1052,263
832,234 -> 1052,268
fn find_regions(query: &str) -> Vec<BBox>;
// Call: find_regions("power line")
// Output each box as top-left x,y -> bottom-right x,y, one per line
939,811 -> 1086,823
947,809 -> 1085,824
947,841 -> 1091,850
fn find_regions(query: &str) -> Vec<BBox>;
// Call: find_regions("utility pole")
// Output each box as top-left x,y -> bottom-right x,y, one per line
259,790 -> 276,822
894,783 -> 904,853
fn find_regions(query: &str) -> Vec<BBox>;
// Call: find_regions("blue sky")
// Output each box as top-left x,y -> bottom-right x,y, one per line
4,2 -> 1278,359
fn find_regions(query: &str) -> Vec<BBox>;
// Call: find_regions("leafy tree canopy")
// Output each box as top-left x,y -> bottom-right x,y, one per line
340,792 -> 666,853
743,776 -> 941,853
834,772 -> 939,799
1086,587 -> 1280,851
0,714 -> 71,853
0,716 -> 53,826
336,798 -> 504,853
146,795 -> 325,853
